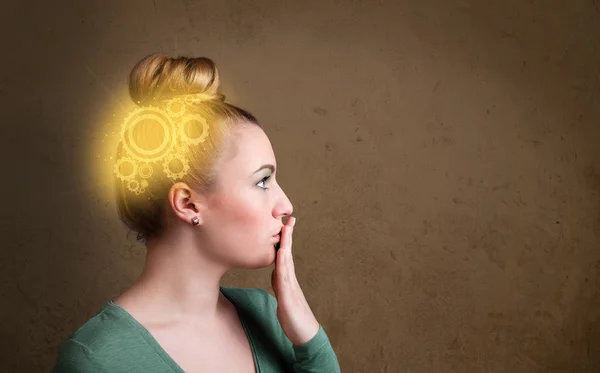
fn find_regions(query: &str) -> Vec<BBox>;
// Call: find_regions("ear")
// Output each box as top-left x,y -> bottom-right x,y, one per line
167,182 -> 208,225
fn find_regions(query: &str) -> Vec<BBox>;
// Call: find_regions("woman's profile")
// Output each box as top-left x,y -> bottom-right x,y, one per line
53,54 -> 341,373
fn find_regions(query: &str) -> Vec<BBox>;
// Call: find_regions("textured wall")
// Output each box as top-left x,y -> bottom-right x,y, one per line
1,0 -> 599,372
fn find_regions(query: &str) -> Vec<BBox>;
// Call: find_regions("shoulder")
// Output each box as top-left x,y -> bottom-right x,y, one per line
54,338 -> 106,373
66,302 -> 135,351
53,303 -> 138,372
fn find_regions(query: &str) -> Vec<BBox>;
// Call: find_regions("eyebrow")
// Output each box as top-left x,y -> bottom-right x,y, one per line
253,164 -> 275,174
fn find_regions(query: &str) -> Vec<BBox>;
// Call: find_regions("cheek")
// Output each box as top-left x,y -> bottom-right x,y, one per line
215,190 -> 265,234
207,191 -> 274,266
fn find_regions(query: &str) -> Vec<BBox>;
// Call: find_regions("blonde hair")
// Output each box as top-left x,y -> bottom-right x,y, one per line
114,54 -> 260,244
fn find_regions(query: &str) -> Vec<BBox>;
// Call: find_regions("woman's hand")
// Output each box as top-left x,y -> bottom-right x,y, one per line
271,217 -> 321,347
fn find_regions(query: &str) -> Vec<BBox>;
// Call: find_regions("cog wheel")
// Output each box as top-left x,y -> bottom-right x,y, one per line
127,179 -> 142,194
114,157 -> 138,181
162,152 -> 190,181
138,163 -> 154,179
121,106 -> 177,163
166,97 -> 186,119
179,114 -> 210,146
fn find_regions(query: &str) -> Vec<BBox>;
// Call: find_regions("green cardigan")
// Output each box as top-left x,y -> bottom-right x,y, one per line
53,286 -> 341,372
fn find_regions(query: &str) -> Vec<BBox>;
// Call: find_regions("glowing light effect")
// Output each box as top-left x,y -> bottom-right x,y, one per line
87,92 -> 211,202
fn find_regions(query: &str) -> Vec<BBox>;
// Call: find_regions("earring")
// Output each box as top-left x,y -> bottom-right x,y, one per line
192,217 -> 200,226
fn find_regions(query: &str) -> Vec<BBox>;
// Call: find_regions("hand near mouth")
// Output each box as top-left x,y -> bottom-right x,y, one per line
270,217 -> 321,347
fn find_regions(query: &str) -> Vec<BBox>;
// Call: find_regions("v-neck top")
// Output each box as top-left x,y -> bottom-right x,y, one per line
53,286 -> 341,373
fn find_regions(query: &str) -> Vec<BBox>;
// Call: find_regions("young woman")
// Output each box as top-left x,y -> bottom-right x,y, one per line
53,54 -> 341,372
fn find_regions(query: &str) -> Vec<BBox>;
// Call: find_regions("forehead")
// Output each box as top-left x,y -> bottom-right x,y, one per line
221,124 -> 276,176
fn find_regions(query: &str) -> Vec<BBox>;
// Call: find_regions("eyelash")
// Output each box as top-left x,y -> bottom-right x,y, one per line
257,175 -> 271,190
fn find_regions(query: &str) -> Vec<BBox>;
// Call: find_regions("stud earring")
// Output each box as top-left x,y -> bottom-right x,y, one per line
192,217 -> 200,226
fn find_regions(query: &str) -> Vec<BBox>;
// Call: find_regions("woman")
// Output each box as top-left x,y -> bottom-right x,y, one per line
53,54 -> 341,372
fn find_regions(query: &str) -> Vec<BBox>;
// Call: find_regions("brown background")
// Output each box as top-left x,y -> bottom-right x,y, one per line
1,0 -> 599,372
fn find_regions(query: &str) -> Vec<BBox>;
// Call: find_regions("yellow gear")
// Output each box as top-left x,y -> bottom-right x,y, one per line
162,152 -> 190,181
166,97 -> 186,119
179,113 -> 210,146
114,157 -> 137,181
111,99 -> 213,192
127,179 -> 142,194
138,163 -> 154,179
121,106 -> 177,163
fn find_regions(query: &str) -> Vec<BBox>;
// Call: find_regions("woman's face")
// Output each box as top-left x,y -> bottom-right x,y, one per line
201,123 -> 294,268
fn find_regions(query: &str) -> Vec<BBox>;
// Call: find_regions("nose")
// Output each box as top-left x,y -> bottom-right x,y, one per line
274,186 -> 294,219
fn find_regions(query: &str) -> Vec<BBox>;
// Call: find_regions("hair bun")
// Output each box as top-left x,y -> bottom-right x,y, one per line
128,54 -> 224,106
181,91 -> 226,104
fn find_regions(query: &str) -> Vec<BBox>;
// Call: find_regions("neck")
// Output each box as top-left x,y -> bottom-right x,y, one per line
119,228 -> 231,325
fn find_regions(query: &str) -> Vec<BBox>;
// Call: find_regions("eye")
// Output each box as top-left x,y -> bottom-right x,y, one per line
257,175 -> 271,190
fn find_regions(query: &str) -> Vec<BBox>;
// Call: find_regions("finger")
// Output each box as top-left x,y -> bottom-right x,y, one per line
279,226 -> 290,269
285,222 -> 296,276
290,217 -> 296,244
277,227 -> 288,269
276,226 -> 291,285
288,225 -> 294,258
276,218 -> 296,282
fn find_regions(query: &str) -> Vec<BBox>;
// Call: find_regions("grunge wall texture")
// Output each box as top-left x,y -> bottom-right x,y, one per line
1,1 -> 598,372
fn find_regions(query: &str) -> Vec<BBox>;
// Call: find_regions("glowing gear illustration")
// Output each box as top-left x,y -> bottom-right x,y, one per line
114,157 -> 138,181
138,163 -> 154,179
179,114 -> 209,146
121,106 -> 177,163
127,179 -> 144,195
162,152 -> 190,181
110,95 -> 214,193
166,97 -> 186,119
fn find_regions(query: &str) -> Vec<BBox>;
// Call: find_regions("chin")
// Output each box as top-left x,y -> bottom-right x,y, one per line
258,245 -> 278,267
262,248 -> 278,267
237,246 -> 277,269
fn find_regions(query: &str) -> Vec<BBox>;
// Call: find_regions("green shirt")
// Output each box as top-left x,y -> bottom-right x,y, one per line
53,286 -> 341,373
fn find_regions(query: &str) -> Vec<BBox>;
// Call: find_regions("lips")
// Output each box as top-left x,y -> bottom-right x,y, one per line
272,227 -> 283,237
